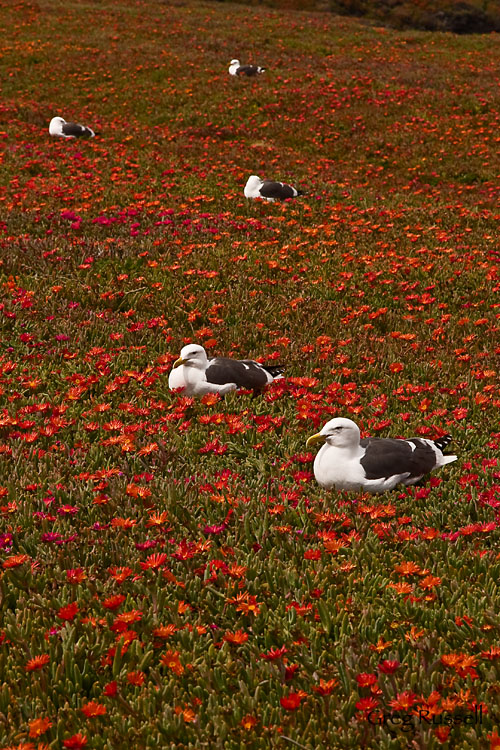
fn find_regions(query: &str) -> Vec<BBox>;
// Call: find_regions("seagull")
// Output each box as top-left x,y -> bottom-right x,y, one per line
49,117 -> 95,139
244,175 -> 303,202
306,417 -> 457,494
229,59 -> 266,77
168,344 -> 284,397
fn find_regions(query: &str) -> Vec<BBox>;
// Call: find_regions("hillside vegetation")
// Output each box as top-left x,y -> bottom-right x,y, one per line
231,0 -> 500,32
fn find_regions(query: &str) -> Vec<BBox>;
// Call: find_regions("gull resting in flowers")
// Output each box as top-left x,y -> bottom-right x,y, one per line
244,175 -> 304,202
49,116 -> 95,139
306,417 -> 457,494
229,59 -> 266,77
169,344 -> 284,397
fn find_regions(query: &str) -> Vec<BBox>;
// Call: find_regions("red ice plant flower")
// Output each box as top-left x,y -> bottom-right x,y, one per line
378,660 -> 400,674
3,554 -> 30,568
28,717 -> 52,737
57,602 -> 79,621
280,692 -> 305,710
63,735 -> 88,749
260,646 -> 287,661
356,672 -> 377,687
103,594 -> 126,610
103,681 -> 118,697
81,701 -> 107,718
26,654 -> 50,671
313,678 -> 338,695
160,650 -> 184,675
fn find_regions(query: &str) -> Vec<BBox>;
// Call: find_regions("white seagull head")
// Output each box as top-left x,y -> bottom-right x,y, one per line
307,417 -> 361,449
172,344 -> 209,370
244,175 -> 263,198
49,117 -> 66,136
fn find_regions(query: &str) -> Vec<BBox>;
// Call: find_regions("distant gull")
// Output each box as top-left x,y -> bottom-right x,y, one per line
169,344 -> 284,397
244,175 -> 303,202
49,117 -> 95,139
229,59 -> 266,77
306,417 -> 457,493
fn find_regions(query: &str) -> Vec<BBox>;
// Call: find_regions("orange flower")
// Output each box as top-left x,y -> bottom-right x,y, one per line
81,701 -> 107,718
441,652 -> 465,668
389,691 -> 417,711
160,650 -> 184,675
394,561 -> 422,576
140,552 -> 169,570
28,717 -> 52,737
111,610 -> 142,630
181,708 -> 196,723
66,568 -> 87,584
136,442 -> 159,456
224,630 -> 249,645
127,671 -> 145,686
3,554 -> 30,569
227,591 -> 261,616
145,512 -> 169,528
419,575 -> 441,589
240,715 -> 258,730
405,626 -> 425,642
323,539 -> 345,555
110,517 -> 137,529
227,563 -> 247,579
26,654 -> 50,671
153,624 -> 177,639
440,696 -> 458,711
370,637 -> 393,653
174,705 -> 196,722
200,393 -> 220,405
434,726 -> 450,743
489,730 -> 500,749
387,582 -> 413,594
103,594 -> 125,610
108,566 -> 133,583
126,484 -> 151,499
313,678 -> 338,695
114,630 -> 138,646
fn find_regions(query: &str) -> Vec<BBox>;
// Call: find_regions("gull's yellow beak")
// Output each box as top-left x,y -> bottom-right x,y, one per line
172,357 -> 186,369
306,433 -> 326,448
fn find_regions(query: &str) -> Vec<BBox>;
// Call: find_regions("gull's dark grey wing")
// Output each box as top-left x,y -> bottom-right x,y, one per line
62,122 -> 95,138
206,357 -> 269,390
259,181 -> 296,200
237,65 -> 262,76
359,438 -> 437,480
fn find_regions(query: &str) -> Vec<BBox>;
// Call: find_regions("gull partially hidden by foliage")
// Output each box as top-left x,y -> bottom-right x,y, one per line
306,417 -> 457,494
229,59 -> 266,77
244,175 -> 303,202
169,344 -> 284,397
49,116 -> 95,139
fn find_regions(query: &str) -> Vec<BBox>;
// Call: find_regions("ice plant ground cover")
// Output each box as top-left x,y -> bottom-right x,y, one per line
0,0 -> 500,748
